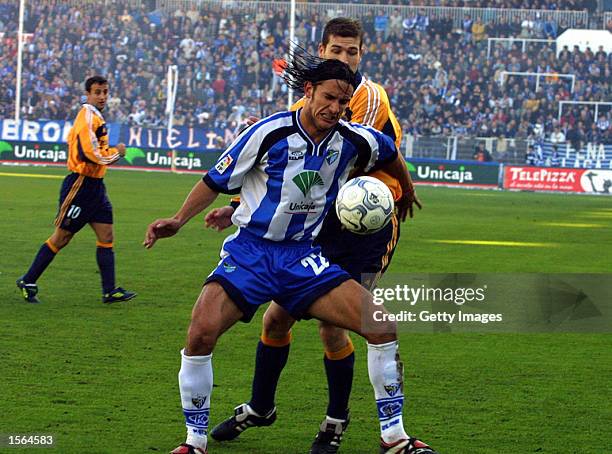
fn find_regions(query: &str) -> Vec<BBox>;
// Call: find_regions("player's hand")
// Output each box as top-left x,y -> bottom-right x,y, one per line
116,143 -> 126,156
396,191 -> 422,222
204,206 -> 235,231
245,116 -> 260,126
143,218 -> 181,249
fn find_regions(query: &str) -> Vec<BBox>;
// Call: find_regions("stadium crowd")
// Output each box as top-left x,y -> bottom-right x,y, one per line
281,0 -> 599,10
0,0 -> 610,147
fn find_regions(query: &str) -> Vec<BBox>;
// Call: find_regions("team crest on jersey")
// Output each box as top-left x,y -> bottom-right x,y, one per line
192,395 -> 208,408
223,261 -> 237,273
384,383 -> 402,397
215,155 -> 234,174
325,149 -> 339,165
293,171 -> 324,196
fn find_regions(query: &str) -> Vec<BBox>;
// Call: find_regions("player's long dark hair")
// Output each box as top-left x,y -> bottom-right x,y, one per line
282,43 -> 357,94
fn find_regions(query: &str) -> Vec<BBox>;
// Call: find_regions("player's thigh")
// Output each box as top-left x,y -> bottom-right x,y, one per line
90,222 -> 114,243
54,173 -> 93,234
307,279 -> 396,343
89,189 -> 114,241
186,281 -> 245,355
262,302 -> 296,338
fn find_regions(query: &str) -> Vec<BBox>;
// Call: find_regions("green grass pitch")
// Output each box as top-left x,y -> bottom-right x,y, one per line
1,166 -> 611,453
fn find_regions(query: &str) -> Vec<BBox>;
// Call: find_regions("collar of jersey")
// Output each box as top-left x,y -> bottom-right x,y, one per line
294,108 -> 338,156
83,103 -> 104,119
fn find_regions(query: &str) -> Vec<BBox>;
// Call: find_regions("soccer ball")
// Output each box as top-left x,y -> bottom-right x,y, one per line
335,176 -> 394,235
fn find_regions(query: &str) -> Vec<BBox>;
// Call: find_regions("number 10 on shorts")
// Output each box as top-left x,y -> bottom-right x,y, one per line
67,205 -> 81,219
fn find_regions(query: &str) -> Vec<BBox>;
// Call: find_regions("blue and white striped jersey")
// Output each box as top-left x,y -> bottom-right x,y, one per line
203,109 -> 398,243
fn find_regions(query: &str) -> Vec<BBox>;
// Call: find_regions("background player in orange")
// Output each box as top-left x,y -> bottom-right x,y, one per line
207,18 -> 421,454
17,76 -> 136,305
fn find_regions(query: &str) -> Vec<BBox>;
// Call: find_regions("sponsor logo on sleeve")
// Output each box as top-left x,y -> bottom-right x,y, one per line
215,155 -> 234,174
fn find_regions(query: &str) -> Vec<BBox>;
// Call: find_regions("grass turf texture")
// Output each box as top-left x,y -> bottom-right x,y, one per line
1,166 -> 610,453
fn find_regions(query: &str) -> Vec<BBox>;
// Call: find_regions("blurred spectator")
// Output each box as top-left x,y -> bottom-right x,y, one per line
473,143 -> 492,162
549,125 -> 566,144
525,144 -> 543,165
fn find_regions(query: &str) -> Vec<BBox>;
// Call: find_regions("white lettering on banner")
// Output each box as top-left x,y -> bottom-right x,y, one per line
42,122 -> 61,142
14,144 -> 67,162
147,129 -> 162,148
187,128 -> 200,148
128,127 -> 142,147
22,121 -> 40,141
167,127 -> 182,149
586,143 -> 605,163
62,122 -> 72,142
205,132 -> 217,149
145,151 -> 202,170
509,168 -> 575,183
416,165 -> 473,183
3,119 -> 19,140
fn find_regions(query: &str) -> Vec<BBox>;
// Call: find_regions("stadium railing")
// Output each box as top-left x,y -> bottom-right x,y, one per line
406,135 -> 530,165
486,38 -> 557,59
157,0 -> 589,29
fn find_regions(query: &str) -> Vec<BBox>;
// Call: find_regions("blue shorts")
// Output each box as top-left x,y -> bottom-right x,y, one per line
205,229 -> 351,322
54,173 -> 113,233
314,209 -> 400,290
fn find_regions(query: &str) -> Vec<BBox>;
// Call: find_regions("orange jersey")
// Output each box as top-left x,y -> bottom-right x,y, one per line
66,104 -> 121,178
292,73 -> 403,200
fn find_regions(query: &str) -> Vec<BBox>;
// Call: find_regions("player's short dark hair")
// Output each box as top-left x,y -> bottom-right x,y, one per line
322,18 -> 364,49
85,76 -> 109,92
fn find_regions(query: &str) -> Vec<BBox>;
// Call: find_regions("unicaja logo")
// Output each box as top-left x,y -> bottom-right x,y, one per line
417,165 -> 473,183
293,171 -> 324,196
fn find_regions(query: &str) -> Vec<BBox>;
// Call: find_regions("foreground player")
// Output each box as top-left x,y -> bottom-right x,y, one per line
208,18 -> 418,453
17,76 -> 136,305
144,57 -> 436,454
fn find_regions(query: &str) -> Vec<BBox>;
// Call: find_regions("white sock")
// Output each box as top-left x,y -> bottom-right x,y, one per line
367,340 -> 409,444
179,349 -> 213,450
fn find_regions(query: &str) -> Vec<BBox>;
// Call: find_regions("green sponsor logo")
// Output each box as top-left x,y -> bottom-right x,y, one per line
0,140 -> 13,155
293,170 -> 324,196
124,147 -> 146,164
406,160 -> 499,186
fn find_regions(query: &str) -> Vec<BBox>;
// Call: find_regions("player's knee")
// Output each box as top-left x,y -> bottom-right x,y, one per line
262,306 -> 294,339
363,318 -> 397,345
100,234 -> 114,244
319,324 -> 350,352
50,230 -> 73,249
97,231 -> 114,244
185,322 -> 218,355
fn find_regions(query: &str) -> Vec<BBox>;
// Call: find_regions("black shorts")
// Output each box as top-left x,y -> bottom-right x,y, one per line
314,208 -> 400,290
54,173 -> 113,233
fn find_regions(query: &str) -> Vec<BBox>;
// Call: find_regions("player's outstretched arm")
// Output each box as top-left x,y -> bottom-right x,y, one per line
381,153 -> 422,222
204,206 -> 235,232
144,179 -> 219,248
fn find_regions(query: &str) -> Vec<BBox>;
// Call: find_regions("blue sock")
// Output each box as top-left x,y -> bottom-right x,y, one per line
23,242 -> 57,283
249,339 -> 290,416
324,352 -> 354,420
96,246 -> 115,294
